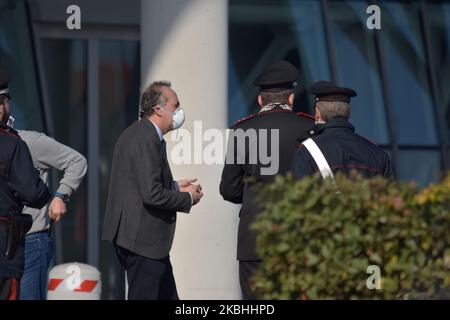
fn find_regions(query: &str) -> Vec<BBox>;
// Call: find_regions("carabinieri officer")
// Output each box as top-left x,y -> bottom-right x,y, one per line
0,68 -> 50,300
292,80 -> 393,180
220,60 -> 314,299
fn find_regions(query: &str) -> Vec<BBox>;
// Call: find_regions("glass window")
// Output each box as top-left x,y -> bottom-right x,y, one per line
99,40 -> 140,299
397,150 -> 441,187
329,0 -> 389,144
427,2 -> 450,144
380,1 -> 438,145
0,0 -> 44,131
288,0 -> 332,89
228,0 -> 330,125
40,38 -> 88,263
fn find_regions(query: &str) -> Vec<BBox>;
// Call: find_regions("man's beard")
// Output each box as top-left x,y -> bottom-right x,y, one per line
0,110 -> 10,124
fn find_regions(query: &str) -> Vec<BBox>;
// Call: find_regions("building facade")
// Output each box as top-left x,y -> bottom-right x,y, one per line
0,0 -> 449,299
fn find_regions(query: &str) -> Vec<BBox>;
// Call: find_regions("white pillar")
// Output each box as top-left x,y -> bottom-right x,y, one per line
141,0 -> 241,299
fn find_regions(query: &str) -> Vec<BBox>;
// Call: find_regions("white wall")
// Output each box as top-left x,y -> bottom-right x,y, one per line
141,0 -> 241,299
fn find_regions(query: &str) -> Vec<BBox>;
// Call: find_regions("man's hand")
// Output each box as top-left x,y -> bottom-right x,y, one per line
183,184 -> 203,205
48,197 -> 67,223
178,178 -> 203,205
178,178 -> 197,192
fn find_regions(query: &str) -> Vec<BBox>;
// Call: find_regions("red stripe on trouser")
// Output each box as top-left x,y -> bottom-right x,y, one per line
8,279 -> 17,300
74,280 -> 98,292
48,279 -> 64,291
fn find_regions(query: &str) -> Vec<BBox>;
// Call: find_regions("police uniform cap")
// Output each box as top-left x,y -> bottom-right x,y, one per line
0,68 -> 11,99
254,60 -> 298,92
309,80 -> 357,103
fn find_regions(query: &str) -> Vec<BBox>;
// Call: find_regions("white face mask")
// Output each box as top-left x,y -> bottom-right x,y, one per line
7,115 -> 15,128
172,108 -> 185,130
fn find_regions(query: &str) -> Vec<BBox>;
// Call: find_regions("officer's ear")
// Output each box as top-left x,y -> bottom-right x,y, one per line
288,93 -> 294,106
315,105 -> 321,120
257,95 -> 263,107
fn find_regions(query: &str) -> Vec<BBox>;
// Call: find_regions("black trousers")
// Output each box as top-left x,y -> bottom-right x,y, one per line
115,245 -> 178,300
239,260 -> 261,300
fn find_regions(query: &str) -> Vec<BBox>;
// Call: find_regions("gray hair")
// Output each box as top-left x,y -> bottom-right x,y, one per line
259,89 -> 293,106
316,100 -> 350,121
139,81 -> 171,118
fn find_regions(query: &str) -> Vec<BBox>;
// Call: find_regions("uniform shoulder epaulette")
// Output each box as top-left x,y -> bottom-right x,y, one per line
296,112 -> 315,120
231,114 -> 257,128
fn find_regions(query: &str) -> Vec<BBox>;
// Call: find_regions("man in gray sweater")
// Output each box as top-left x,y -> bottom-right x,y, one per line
17,130 -> 87,300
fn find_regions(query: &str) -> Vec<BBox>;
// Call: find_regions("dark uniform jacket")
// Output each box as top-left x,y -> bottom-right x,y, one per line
0,123 -> 50,278
292,117 -> 393,179
102,118 -> 192,260
220,108 -> 313,261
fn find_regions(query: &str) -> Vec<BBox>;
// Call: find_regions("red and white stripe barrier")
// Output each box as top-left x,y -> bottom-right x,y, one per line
47,263 -> 101,300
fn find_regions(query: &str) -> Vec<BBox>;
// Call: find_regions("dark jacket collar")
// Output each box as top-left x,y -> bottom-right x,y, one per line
140,117 -> 161,142
0,121 -> 19,137
313,117 -> 355,135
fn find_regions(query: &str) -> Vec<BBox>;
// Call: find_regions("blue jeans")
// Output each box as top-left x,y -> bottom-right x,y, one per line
19,231 -> 53,300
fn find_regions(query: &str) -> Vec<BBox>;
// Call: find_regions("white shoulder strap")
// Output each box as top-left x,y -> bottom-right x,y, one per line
302,138 -> 334,180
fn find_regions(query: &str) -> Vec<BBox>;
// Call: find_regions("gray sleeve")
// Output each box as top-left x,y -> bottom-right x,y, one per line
130,136 -> 192,213
30,133 -> 88,197
173,181 -> 194,207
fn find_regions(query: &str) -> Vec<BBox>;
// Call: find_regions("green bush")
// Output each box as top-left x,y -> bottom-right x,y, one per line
251,172 -> 450,299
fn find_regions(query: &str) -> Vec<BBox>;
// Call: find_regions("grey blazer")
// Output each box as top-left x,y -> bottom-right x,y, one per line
102,118 -> 192,259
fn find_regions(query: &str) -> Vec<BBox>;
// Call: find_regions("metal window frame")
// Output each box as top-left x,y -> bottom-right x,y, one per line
368,0 -> 399,177
323,0 -> 400,176
87,38 -> 99,267
372,0 -> 448,174
24,0 -> 51,134
29,19 -> 139,268
24,0 -> 66,264
34,23 -> 140,41
418,0 -> 449,171
323,0 -> 449,178
320,0 -> 339,84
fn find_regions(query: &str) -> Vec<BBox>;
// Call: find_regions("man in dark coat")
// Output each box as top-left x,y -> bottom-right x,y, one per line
220,60 -> 314,299
292,80 -> 393,180
102,81 -> 203,300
